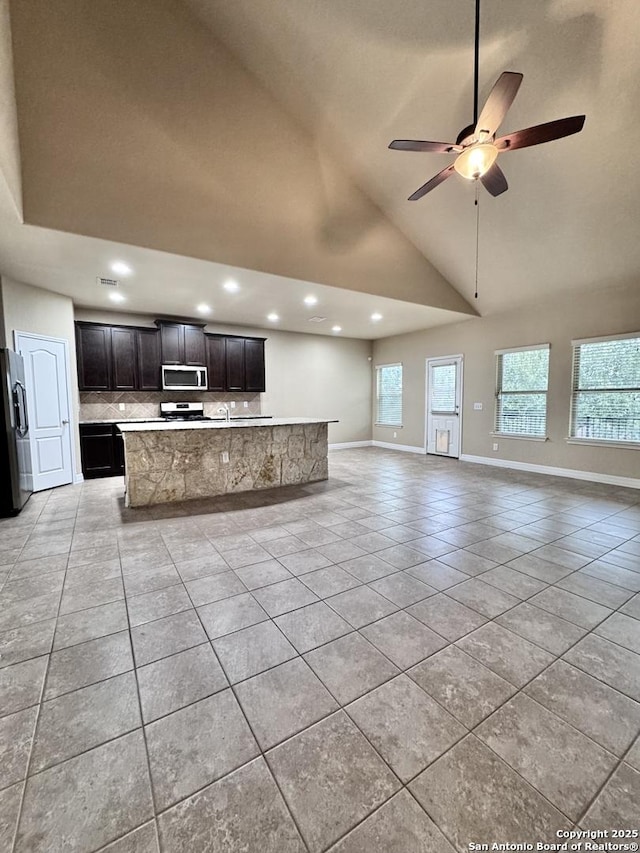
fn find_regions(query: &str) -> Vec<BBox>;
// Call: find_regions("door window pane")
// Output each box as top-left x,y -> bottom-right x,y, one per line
430,364 -> 457,413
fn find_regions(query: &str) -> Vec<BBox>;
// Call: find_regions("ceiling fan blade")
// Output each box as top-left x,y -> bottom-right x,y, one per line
475,71 -> 523,139
480,162 -> 508,197
408,164 -> 456,200
389,139 -> 456,153
495,115 -> 586,151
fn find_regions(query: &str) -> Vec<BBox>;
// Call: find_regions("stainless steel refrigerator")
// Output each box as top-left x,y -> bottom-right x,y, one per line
0,348 -> 33,516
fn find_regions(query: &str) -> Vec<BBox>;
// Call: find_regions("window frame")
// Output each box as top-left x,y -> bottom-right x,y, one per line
568,331 -> 640,449
493,343 -> 550,441
375,362 -> 403,428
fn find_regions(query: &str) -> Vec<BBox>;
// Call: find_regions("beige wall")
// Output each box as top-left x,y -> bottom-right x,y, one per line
1,276 -> 82,475
74,309 -> 373,445
11,0 -> 472,317
0,0 -> 22,219
373,284 -> 640,481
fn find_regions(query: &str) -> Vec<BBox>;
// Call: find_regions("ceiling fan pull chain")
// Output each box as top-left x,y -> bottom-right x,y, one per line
474,180 -> 480,299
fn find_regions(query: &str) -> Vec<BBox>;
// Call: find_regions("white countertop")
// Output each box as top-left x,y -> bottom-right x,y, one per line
117,417 -> 338,432
80,416 -> 273,425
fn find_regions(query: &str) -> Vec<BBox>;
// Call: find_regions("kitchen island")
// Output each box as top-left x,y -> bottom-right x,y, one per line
117,417 -> 337,507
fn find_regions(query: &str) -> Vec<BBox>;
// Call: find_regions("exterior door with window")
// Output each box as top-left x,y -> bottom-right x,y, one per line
426,357 -> 462,457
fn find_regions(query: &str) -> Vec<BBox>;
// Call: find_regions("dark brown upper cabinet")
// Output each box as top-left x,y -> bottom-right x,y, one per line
184,325 -> 206,365
221,336 -> 266,393
76,322 -> 158,391
76,323 -> 112,391
76,321 -> 266,393
159,322 -> 182,364
225,337 -> 245,392
206,336 -> 226,392
136,328 -> 161,390
244,338 -> 266,392
158,321 -> 206,366
111,327 -> 137,390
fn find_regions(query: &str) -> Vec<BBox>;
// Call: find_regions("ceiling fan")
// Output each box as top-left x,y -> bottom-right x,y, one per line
389,1 -> 585,200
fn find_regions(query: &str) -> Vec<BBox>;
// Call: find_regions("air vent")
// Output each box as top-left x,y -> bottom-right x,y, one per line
96,276 -> 120,288
308,316 -> 327,323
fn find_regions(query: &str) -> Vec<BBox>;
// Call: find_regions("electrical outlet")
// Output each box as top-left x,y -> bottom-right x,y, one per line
492,443 -> 499,451
474,402 -> 483,410
393,431 -> 397,438
118,403 -> 125,411
243,401 -> 248,408
230,401 -> 236,409
220,451 -> 230,464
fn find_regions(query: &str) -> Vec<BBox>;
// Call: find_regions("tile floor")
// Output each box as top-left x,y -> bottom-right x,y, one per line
1,447 -> 639,852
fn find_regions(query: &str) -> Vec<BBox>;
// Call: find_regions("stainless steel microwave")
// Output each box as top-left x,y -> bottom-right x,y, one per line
161,365 -> 208,391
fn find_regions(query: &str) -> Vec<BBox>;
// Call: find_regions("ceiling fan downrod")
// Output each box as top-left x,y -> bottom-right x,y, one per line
473,0 -> 481,127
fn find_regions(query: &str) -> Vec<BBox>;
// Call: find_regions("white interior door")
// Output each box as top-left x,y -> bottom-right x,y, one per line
15,333 -> 74,491
426,356 -> 463,458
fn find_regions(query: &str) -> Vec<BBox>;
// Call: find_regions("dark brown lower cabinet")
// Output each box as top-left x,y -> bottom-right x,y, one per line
79,424 -> 124,478
114,429 -> 125,475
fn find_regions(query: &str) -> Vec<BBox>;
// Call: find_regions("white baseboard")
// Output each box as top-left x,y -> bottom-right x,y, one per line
74,474 -> 85,484
460,454 -> 640,490
329,441 -> 373,451
372,440 -> 426,454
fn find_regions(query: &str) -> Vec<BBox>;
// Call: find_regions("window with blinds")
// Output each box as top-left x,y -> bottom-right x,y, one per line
570,333 -> 640,444
495,345 -> 550,437
375,363 -> 402,426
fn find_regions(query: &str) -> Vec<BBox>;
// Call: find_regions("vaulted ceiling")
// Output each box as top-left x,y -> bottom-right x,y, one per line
2,0 -> 639,336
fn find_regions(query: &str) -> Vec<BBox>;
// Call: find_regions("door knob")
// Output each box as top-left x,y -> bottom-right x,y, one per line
62,419 -> 69,425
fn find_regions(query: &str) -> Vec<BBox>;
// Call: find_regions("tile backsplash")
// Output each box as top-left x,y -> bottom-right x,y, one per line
79,391 -> 262,422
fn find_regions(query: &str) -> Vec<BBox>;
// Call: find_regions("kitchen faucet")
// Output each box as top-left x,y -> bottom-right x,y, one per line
217,405 -> 231,422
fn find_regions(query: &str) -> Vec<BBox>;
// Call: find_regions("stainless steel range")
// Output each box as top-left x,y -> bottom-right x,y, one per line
160,401 -> 213,421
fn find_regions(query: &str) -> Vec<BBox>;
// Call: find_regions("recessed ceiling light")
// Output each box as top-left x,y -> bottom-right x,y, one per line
332,325 -> 342,333
371,312 -> 383,321
111,261 -> 132,276
304,295 -> 318,306
267,312 -> 279,322
196,303 -> 211,314
224,280 -> 240,293
109,292 -> 126,303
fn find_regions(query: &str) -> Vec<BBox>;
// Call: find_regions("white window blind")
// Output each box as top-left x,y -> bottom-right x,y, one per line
376,363 -> 402,426
570,334 -> 640,444
430,363 -> 457,413
495,345 -> 549,437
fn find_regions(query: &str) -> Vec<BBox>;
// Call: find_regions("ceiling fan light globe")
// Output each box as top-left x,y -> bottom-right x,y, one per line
454,143 -> 499,180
